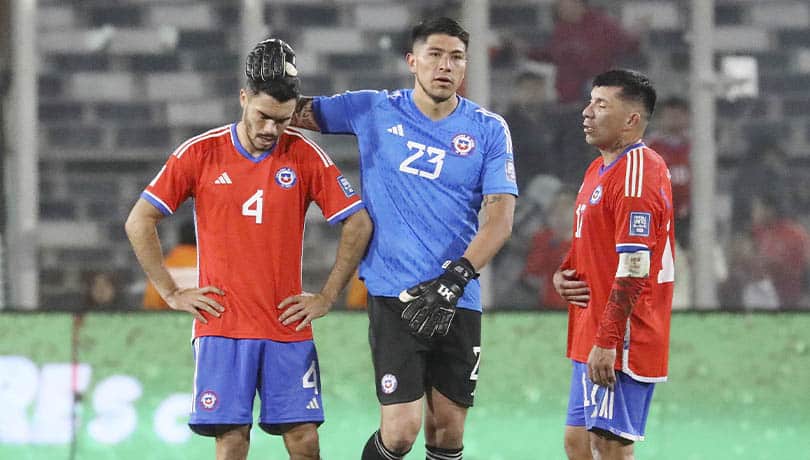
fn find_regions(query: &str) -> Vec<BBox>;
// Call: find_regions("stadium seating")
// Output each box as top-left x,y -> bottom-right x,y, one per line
32,0 -> 810,309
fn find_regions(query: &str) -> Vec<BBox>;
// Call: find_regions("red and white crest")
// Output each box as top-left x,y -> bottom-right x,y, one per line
380,374 -> 398,394
275,167 -> 297,189
199,390 -> 219,410
451,134 -> 476,156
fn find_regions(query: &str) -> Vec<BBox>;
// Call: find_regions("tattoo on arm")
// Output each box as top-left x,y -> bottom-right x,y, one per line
608,277 -> 645,315
291,97 -> 320,131
483,195 -> 504,207
595,277 -> 646,347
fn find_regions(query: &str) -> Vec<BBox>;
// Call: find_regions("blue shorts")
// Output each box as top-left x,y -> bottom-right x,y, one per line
565,360 -> 655,441
189,336 -> 324,436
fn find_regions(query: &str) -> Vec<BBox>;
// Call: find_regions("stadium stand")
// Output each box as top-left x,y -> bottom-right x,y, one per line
31,0 -> 810,309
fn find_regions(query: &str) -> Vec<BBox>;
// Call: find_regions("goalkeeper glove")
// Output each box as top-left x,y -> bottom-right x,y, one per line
398,258 -> 478,338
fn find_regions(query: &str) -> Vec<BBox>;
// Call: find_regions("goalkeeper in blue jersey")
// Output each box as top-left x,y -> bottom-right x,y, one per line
291,17 -> 518,460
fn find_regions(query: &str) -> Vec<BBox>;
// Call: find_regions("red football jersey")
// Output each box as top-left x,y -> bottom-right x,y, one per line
142,124 -> 364,341
562,142 -> 674,381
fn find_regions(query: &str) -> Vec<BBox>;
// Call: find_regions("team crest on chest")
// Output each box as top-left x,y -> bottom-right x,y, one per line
451,133 -> 476,156
589,185 -> 604,204
275,167 -> 297,189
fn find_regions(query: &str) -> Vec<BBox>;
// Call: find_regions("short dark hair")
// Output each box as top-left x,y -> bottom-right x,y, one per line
411,17 -> 469,50
246,76 -> 300,102
592,69 -> 657,118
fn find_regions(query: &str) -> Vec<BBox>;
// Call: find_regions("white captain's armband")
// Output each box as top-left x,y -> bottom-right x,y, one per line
615,251 -> 650,278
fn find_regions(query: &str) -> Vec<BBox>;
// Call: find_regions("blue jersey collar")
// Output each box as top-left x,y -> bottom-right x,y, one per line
599,140 -> 645,175
230,122 -> 276,163
404,89 -> 464,125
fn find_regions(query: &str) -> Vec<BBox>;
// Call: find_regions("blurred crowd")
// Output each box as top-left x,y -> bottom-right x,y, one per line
3,0 -> 809,311
487,0 -> 810,311
60,0 -> 810,312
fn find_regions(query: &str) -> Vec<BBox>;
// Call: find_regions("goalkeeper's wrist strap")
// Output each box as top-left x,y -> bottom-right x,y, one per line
442,257 -> 479,286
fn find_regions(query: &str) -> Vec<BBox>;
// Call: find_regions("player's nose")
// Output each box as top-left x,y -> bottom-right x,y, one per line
262,121 -> 279,136
437,54 -> 452,70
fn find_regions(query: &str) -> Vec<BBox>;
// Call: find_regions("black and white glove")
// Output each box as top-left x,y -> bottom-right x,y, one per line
398,258 -> 478,338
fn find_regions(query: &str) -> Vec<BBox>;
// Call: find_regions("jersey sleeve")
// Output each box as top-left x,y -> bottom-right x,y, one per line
141,145 -> 197,215
611,151 -> 668,254
312,90 -> 382,135
301,140 -> 365,225
479,111 -> 519,197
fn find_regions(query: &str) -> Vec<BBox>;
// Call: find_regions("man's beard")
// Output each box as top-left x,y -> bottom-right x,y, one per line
417,76 -> 454,104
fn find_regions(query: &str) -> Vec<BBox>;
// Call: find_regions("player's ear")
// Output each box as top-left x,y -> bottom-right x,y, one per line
406,52 -> 417,73
239,89 -> 248,109
626,111 -> 641,129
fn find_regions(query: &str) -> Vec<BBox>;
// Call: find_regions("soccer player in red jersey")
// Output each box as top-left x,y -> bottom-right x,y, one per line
125,39 -> 372,460
553,70 -> 674,460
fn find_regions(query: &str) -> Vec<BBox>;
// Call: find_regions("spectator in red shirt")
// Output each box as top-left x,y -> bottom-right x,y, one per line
725,188 -> 810,309
750,190 -> 810,308
522,186 -> 577,309
648,97 -> 691,246
529,0 -> 642,104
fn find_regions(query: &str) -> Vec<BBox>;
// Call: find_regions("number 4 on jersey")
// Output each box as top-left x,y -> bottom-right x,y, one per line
242,189 -> 264,224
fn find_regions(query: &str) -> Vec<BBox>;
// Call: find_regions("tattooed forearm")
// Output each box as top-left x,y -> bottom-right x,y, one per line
483,195 -> 504,206
595,277 -> 646,348
291,97 -> 320,131
608,277 -> 644,315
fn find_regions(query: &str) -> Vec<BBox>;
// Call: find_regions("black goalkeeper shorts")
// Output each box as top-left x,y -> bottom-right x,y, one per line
367,295 -> 481,408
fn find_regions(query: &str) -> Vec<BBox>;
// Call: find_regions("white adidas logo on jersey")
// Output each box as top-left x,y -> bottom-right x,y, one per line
386,124 -> 404,137
305,397 -> 320,410
214,172 -> 232,184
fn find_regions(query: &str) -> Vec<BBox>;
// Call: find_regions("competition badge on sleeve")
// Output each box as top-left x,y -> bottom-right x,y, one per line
506,159 -> 516,183
337,175 -> 356,197
629,212 -> 651,236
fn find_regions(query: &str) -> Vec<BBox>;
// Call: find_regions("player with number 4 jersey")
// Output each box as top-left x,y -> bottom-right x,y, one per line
125,38 -> 371,460
142,122 -> 363,341
554,70 -> 673,459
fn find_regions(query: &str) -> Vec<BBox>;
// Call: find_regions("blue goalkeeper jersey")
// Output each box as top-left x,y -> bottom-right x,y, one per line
313,89 -> 518,311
